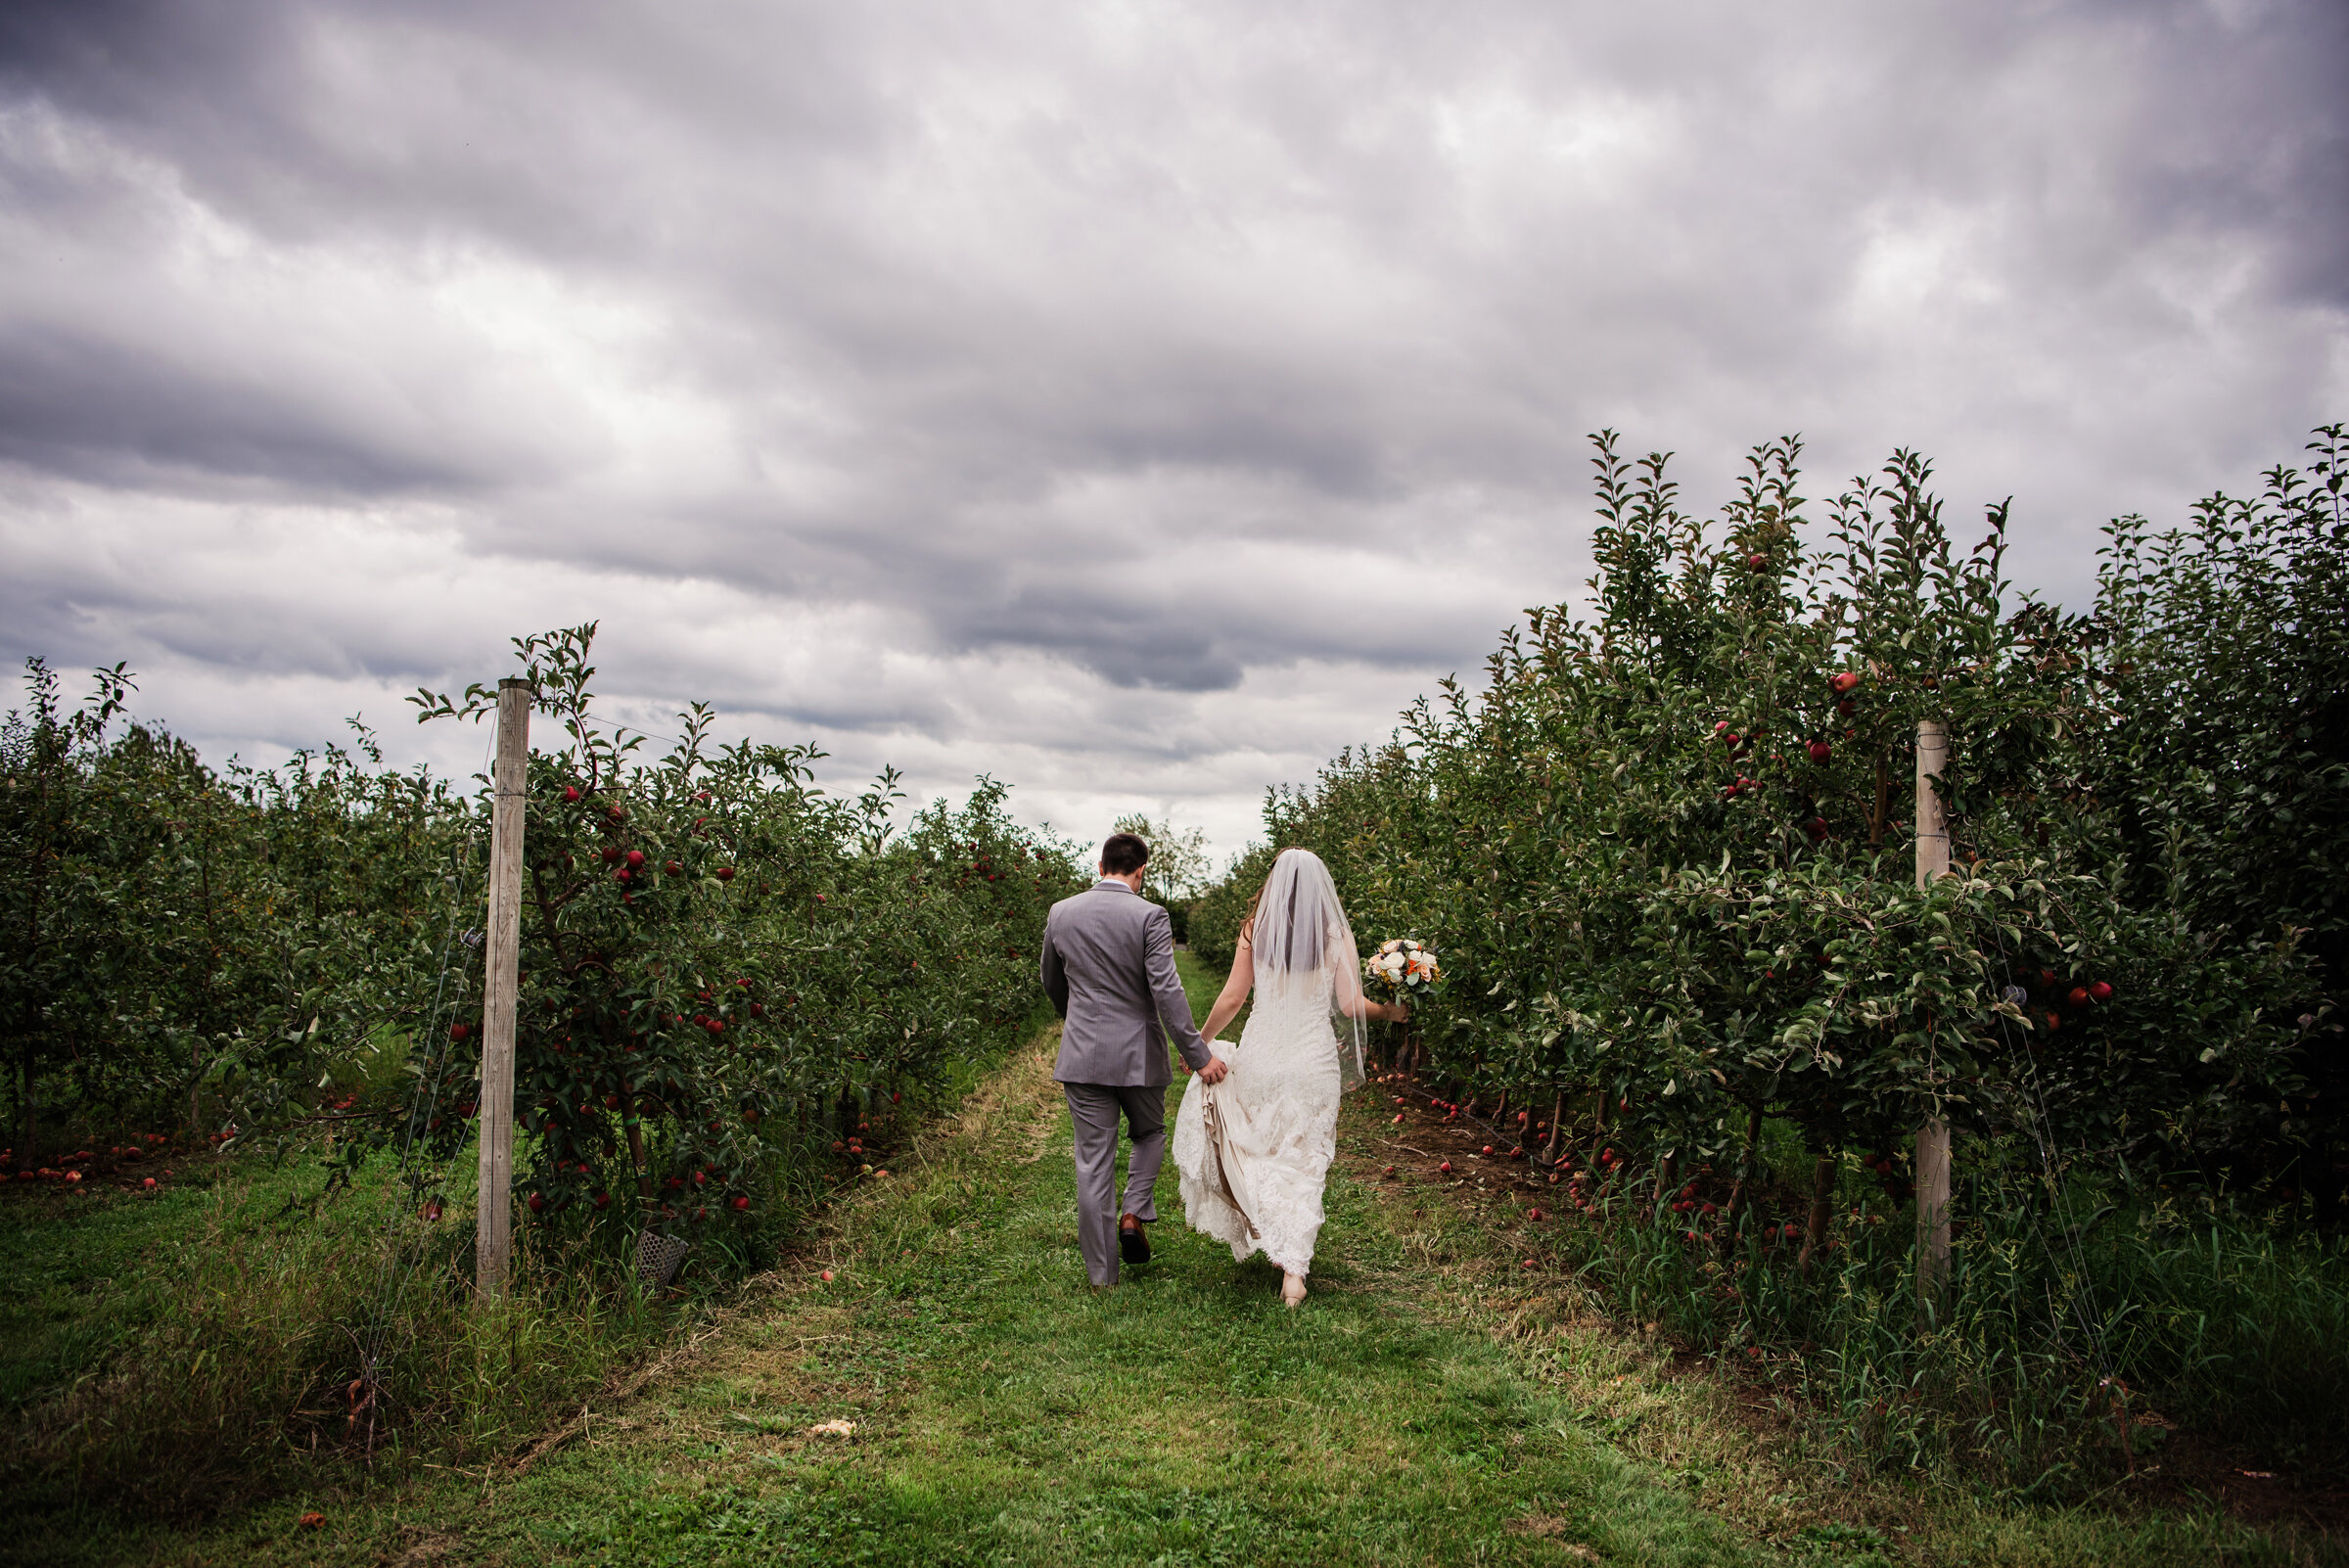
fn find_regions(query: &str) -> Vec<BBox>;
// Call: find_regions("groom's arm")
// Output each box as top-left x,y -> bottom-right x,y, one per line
1141,904 -> 1214,1074
1038,917 -> 1069,1019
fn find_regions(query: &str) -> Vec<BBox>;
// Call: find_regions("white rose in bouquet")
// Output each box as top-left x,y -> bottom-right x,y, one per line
1367,938 -> 1440,1001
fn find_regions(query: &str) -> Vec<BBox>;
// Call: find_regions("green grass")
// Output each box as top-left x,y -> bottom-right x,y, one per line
0,965 -> 2336,1565
0,1146 -> 316,1416
7,1026 -> 1772,1566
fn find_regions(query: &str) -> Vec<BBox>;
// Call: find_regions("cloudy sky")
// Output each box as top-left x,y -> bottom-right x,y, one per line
1,1 -> 2341,862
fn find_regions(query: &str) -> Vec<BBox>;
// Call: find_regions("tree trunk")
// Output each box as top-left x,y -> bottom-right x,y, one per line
1724,1103 -> 1766,1236
624,1112 -> 653,1203
1656,1151 -> 1679,1220
1798,1152 -> 1837,1273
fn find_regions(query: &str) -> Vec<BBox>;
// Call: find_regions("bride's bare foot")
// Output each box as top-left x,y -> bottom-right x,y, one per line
1281,1271 -> 1308,1309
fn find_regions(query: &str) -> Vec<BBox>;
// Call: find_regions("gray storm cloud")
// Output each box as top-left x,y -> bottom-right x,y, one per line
0,0 -> 2342,856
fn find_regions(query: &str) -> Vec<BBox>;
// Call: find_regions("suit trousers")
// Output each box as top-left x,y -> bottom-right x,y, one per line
1063,1082 -> 1167,1286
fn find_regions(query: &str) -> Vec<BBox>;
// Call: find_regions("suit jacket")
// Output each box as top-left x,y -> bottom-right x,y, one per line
1040,880 -> 1212,1086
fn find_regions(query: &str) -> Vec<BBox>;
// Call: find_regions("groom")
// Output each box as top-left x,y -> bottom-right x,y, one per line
1038,831 -> 1225,1290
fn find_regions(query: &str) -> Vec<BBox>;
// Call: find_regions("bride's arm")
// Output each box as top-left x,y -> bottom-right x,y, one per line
1195,927 -> 1255,1045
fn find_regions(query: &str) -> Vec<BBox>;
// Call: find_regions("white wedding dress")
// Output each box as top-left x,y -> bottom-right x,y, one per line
1172,951 -> 1345,1278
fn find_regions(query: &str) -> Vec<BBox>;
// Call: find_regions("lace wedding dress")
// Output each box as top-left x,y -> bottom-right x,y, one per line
1171,953 -> 1345,1277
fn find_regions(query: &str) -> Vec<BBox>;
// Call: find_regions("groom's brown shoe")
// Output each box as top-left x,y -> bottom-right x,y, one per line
1119,1214 -> 1151,1267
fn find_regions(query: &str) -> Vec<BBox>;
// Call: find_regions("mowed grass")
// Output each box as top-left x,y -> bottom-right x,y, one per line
5,952 -> 2333,1566
20,1016 -> 1763,1565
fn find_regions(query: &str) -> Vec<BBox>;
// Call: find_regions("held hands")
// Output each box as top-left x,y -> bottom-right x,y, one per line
1195,1050 -> 1230,1084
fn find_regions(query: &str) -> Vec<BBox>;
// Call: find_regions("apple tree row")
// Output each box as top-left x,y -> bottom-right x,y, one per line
1248,429 -> 2333,1225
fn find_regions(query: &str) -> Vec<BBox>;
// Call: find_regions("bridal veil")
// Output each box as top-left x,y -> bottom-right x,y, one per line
1248,848 -> 1369,1092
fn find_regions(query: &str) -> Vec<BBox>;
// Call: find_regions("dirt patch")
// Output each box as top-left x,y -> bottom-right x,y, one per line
384,1525 -> 471,1566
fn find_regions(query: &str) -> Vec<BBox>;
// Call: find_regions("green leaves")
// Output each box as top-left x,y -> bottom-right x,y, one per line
5,628 -> 1086,1272
1238,426 -> 2338,1196
405,627 -> 1084,1240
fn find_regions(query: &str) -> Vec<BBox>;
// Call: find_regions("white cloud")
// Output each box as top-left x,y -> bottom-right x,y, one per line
0,0 -> 2340,863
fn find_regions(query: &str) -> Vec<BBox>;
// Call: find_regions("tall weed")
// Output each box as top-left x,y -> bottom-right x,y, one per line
1553,1162 -> 2349,1493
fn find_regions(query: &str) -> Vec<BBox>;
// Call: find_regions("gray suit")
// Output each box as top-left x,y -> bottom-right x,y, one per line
1039,880 -> 1213,1285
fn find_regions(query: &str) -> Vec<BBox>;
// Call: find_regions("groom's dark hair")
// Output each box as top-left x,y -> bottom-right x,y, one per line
1101,833 -> 1149,876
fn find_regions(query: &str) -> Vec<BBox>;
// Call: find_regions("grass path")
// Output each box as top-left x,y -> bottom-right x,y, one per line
51,1027 -> 1777,1566
450,1035 -> 1766,1566
25,958 -> 2325,1567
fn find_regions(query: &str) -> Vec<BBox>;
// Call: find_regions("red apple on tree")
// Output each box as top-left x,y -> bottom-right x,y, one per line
2090,981 -> 2113,1002
1831,671 -> 1862,695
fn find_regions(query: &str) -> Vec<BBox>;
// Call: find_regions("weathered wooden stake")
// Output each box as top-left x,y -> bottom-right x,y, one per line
1914,716 -> 1953,1310
475,677 -> 531,1301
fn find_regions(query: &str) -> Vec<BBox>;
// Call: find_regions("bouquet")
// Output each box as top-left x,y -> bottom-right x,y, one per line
1366,938 -> 1440,1003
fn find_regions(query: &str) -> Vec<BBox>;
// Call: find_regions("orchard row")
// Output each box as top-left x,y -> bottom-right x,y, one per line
1209,426 -> 2346,1227
3,624 -> 1089,1257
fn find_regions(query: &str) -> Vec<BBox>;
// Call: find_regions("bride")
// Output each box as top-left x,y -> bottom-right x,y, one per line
1172,848 -> 1409,1308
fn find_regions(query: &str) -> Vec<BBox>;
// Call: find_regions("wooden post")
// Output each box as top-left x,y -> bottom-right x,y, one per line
1914,717 -> 1953,1310
476,678 -> 531,1300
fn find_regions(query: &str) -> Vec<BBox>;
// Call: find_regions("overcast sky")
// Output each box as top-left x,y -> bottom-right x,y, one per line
1,1 -> 2341,864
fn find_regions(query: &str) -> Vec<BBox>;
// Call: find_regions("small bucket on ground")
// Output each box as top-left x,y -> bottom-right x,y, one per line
635,1230 -> 690,1287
